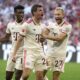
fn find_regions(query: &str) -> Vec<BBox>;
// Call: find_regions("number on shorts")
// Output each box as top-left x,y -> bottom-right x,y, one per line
42,58 -> 46,65
55,60 -> 63,67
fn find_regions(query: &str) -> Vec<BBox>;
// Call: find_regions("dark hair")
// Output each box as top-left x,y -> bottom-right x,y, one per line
31,4 -> 42,15
14,5 -> 24,12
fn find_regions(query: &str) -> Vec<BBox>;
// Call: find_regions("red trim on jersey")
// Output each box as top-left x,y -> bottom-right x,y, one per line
26,18 -> 39,25
59,29 -> 67,34
60,21 -> 69,27
64,21 -> 69,25
26,18 -> 33,23
23,49 -> 27,67
32,18 -> 37,25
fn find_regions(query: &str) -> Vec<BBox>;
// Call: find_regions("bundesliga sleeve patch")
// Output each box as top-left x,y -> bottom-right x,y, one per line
60,27 -> 70,34
65,27 -> 70,33
59,29 -> 66,33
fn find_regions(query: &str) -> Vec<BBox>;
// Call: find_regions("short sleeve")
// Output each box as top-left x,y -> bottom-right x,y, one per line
6,23 -> 11,34
60,24 -> 72,35
20,22 -> 28,36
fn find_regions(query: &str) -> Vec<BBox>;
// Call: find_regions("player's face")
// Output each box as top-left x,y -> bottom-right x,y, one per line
54,9 -> 64,24
34,7 -> 44,20
15,9 -> 24,22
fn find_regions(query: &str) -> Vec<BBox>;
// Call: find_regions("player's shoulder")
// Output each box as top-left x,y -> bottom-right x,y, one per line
7,20 -> 15,25
43,20 -> 55,28
22,20 -> 28,25
26,18 -> 33,24
64,21 -> 72,26
63,21 -> 72,29
7,21 -> 16,29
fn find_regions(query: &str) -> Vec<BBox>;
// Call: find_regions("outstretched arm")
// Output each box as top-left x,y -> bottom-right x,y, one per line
0,33 -> 11,43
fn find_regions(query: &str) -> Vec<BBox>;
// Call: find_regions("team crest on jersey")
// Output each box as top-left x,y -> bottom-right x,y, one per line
50,28 -> 54,30
33,28 -> 36,31
11,27 -> 14,31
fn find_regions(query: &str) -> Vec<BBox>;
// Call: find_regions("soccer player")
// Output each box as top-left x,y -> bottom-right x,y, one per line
42,7 -> 72,80
0,5 -> 25,80
12,4 -> 47,80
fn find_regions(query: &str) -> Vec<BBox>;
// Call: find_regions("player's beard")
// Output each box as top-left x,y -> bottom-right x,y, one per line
38,14 -> 43,20
17,17 -> 23,23
55,18 -> 63,25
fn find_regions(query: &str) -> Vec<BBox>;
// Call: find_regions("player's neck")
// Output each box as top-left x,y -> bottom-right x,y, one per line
16,19 -> 23,23
32,17 -> 40,25
57,20 -> 64,26
16,20 -> 23,23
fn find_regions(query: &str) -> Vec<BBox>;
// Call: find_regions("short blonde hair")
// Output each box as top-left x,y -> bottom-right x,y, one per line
55,7 -> 64,14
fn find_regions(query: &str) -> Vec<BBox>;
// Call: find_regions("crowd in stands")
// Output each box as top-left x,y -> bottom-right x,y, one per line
0,0 -> 80,46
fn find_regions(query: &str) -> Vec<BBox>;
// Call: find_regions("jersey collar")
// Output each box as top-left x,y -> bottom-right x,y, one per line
32,17 -> 41,25
15,19 -> 25,24
55,20 -> 65,27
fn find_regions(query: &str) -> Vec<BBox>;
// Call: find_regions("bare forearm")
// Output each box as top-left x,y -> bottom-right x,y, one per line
0,37 -> 9,42
46,35 -> 63,41
46,35 -> 56,41
0,34 -> 10,43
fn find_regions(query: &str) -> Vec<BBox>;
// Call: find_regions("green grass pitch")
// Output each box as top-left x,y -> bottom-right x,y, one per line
0,59 -> 80,80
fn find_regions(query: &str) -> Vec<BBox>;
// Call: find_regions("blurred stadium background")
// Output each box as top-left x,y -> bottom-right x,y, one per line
0,0 -> 80,80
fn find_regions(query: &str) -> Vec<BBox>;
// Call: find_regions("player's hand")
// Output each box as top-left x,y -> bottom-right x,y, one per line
42,33 -> 48,39
43,28 -> 50,35
41,28 -> 50,39
12,54 -> 16,63
40,36 -> 45,43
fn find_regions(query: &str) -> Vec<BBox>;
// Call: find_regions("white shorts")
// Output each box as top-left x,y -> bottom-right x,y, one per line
6,55 -> 15,71
23,49 -> 47,71
15,56 -> 23,70
6,54 -> 23,71
47,57 -> 65,72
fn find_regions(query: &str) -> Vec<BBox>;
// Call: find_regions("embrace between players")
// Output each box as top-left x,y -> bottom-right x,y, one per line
0,4 -> 72,80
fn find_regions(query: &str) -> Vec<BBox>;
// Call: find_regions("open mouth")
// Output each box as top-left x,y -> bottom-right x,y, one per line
41,14 -> 43,17
55,18 -> 61,20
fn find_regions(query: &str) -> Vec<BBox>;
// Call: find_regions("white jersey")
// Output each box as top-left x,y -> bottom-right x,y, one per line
20,19 -> 44,55
6,21 -> 25,56
46,20 -> 72,57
